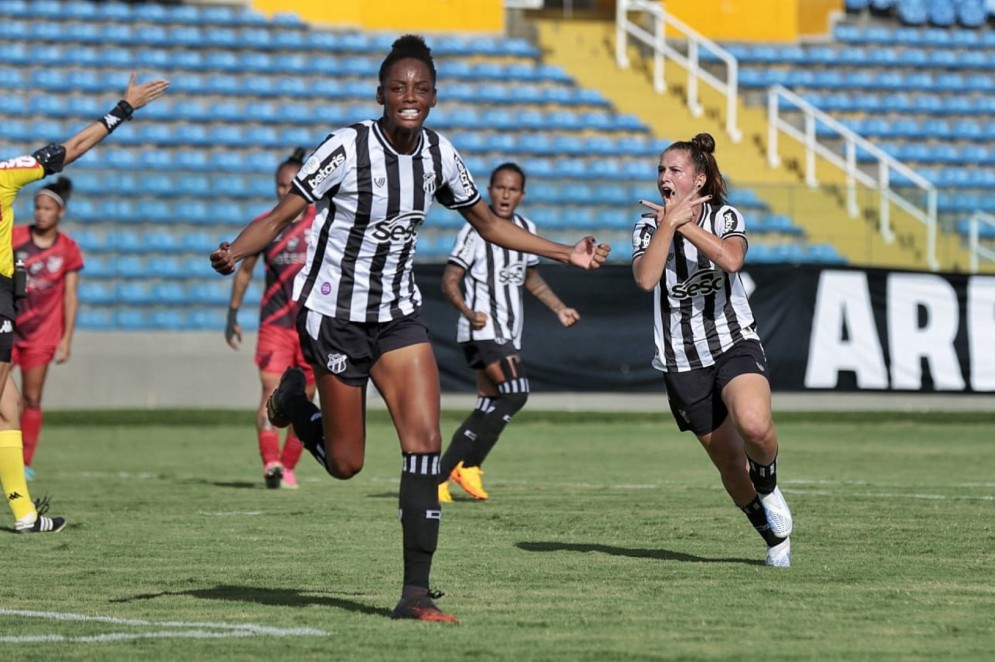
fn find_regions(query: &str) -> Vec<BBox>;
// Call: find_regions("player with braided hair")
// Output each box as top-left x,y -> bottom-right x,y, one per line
634,132 -> 793,567
211,35 -> 609,622
438,162 -> 580,503
12,176 -> 84,481
225,148 -> 316,490
0,74 -> 167,533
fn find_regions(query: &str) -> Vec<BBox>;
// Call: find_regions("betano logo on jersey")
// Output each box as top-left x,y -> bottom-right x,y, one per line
498,262 -> 526,286
670,269 -> 725,300
305,146 -> 347,190
371,211 -> 425,243
453,154 -> 472,191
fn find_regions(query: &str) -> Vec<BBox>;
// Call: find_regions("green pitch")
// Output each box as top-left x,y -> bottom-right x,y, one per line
4,409 -> 994,660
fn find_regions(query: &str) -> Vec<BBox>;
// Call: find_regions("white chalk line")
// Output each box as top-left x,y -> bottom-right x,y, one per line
0,609 -> 328,644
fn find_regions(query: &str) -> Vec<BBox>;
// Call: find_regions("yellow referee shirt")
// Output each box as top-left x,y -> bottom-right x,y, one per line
0,154 -> 46,278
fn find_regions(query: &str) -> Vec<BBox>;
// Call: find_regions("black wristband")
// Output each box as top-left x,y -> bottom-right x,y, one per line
99,100 -> 135,133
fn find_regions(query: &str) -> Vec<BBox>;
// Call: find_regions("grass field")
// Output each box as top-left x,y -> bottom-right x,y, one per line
3,409 -> 994,660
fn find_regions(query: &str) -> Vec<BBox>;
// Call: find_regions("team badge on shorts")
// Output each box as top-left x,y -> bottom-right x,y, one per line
326,352 -> 348,374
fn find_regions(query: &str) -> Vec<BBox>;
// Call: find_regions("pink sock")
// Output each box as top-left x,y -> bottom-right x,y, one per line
22,406 -> 42,467
258,429 -> 280,466
280,432 -> 304,470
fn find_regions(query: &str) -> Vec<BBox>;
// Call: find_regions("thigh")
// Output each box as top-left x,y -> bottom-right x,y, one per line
0,368 -> 20,428
370,342 -> 442,454
663,367 -> 726,435
314,366 -> 368,472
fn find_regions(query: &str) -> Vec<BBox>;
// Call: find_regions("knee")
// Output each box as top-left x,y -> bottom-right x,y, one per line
736,415 -> 775,446
22,394 -> 41,410
497,391 -> 528,417
328,458 -> 364,480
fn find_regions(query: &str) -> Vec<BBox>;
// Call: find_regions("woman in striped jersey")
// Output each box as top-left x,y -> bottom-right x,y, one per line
210,35 -> 609,622
633,133 -> 793,567
438,162 -> 580,503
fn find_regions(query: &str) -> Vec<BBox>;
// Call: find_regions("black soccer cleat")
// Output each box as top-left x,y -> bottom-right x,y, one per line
390,594 -> 458,623
267,367 -> 307,429
16,495 -> 66,534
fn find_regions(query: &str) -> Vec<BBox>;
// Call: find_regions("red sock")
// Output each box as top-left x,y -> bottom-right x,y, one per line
280,432 -> 304,470
21,406 -> 42,467
258,429 -> 280,466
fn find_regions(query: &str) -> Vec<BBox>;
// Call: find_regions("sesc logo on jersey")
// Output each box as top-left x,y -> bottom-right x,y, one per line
371,211 -> 425,244
670,268 -> 725,300
498,262 -> 526,286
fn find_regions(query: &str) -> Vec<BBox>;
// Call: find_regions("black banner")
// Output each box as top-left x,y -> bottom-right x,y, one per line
415,263 -> 995,393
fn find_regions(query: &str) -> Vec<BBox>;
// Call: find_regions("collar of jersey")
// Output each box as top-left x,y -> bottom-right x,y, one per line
372,119 -> 424,157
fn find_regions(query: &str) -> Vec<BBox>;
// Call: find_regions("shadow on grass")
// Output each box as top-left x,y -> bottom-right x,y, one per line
109,585 -> 392,617
516,541 -> 764,565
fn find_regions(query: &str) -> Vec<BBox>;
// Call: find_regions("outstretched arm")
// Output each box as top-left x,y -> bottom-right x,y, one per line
211,193 -> 309,275
459,199 -> 610,270
61,73 -> 169,168
524,267 -> 579,327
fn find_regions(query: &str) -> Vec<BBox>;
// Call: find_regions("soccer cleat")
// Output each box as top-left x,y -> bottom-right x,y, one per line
766,537 -> 791,567
263,462 -> 284,489
267,367 -> 307,429
759,486 -> 793,538
281,468 -> 299,489
16,496 -> 66,534
391,594 -> 458,623
438,481 -> 453,503
451,462 -> 488,500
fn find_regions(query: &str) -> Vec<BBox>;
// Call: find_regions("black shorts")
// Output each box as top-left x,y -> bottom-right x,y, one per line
460,338 -> 518,371
296,308 -> 431,387
0,276 -> 16,363
663,339 -> 769,436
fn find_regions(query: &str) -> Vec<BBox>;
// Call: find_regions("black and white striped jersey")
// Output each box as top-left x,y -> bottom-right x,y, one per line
448,213 -> 540,349
632,202 -> 759,372
291,119 -> 481,323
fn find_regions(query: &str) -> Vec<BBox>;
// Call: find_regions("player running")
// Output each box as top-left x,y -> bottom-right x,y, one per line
12,177 -> 84,480
225,149 -> 316,490
633,133 -> 793,567
210,35 -> 609,622
438,162 -> 580,503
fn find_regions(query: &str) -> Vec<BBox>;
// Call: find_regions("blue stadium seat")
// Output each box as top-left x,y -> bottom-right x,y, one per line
151,282 -> 188,305
147,256 -> 186,280
115,310 -> 147,330
116,282 -> 153,305
78,309 -> 114,330
78,282 -> 115,305
148,309 -> 189,331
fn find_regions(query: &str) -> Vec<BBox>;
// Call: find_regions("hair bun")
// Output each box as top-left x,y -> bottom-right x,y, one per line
690,133 -> 716,154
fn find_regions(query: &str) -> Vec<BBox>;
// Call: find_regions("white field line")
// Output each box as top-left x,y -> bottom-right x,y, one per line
0,609 -> 328,644
198,511 -> 264,516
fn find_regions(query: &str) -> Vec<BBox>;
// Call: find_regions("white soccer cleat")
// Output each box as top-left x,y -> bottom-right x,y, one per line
759,486 -> 793,538
766,537 -> 790,567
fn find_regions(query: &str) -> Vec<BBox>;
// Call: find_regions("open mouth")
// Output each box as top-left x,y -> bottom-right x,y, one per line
660,185 -> 675,199
399,109 -> 420,120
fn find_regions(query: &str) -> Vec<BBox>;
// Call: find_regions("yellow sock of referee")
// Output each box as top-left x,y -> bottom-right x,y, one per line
0,429 -> 36,522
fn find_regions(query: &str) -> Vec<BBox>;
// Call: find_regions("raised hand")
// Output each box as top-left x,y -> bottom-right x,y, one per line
568,236 -> 611,270
639,191 -> 711,232
123,72 -> 170,110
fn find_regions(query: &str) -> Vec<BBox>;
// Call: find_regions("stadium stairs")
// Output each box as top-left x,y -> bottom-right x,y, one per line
532,14 -> 975,272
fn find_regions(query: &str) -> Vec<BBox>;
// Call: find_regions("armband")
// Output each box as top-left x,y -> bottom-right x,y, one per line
31,143 -> 67,175
99,99 -> 135,133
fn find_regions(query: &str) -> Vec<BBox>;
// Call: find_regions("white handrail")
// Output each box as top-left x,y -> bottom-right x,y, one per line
968,211 -> 995,273
767,85 -> 938,271
615,0 -> 741,142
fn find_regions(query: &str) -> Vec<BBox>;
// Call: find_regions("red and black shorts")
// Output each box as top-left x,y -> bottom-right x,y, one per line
663,339 -> 769,436
255,323 -> 314,384
296,307 -> 431,387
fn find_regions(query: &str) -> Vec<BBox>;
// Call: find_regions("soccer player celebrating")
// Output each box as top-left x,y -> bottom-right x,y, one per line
12,177 -> 84,480
0,74 -> 168,533
225,149 -> 317,490
438,162 -> 580,503
633,133 -> 793,567
210,35 -> 609,622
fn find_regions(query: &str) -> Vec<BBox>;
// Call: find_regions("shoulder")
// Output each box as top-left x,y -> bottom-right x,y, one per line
12,225 -> 30,242
515,213 -> 537,233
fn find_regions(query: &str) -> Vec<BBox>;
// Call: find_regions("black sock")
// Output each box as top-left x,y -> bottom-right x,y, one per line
400,452 -> 441,589
464,386 -> 528,468
747,454 -> 778,495
439,398 -> 491,479
740,496 -> 785,547
283,396 -> 330,471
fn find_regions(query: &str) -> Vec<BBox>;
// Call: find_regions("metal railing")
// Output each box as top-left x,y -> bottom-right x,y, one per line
767,85 -> 938,271
614,0 -> 741,142
967,211 -> 995,273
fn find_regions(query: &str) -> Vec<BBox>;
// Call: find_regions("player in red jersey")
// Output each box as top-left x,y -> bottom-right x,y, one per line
12,177 -> 84,480
225,149 -> 317,489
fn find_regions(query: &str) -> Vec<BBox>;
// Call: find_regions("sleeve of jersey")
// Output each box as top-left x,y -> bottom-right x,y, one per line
447,224 -> 476,270
291,133 -> 350,203
65,238 -> 85,271
717,204 -> 749,249
434,143 -> 481,210
632,218 -> 655,259
0,155 -> 46,193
